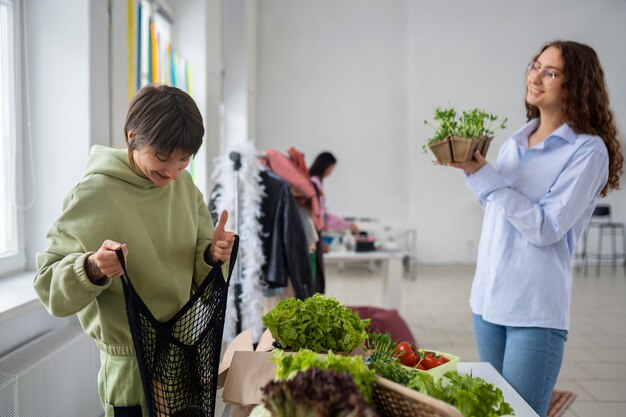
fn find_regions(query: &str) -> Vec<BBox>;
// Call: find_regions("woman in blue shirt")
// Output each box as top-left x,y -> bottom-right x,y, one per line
450,40 -> 623,417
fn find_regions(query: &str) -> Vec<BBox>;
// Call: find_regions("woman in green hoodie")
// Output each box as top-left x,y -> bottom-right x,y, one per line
34,84 -> 235,417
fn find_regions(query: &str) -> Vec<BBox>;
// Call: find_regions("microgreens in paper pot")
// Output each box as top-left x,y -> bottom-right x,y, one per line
422,106 -> 507,152
457,108 -> 508,138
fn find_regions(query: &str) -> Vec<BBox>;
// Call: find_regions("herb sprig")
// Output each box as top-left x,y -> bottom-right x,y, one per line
367,332 -> 414,385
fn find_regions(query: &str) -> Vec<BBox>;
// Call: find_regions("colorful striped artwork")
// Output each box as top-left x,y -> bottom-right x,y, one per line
129,0 -> 192,94
128,0 -> 197,180
127,0 -> 134,100
135,1 -> 142,95
170,50 -> 177,87
150,20 -> 158,84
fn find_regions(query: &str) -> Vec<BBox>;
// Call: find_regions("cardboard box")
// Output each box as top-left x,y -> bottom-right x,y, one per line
218,329 -> 276,417
218,328 -> 274,388
218,328 -> 368,416
222,351 -> 276,406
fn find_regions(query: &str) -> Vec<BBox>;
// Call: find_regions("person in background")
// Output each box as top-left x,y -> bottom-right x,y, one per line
308,151 -> 359,294
449,40 -> 623,417
34,84 -> 235,417
309,151 -> 359,235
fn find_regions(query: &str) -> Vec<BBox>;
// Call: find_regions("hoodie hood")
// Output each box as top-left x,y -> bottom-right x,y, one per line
84,145 -> 156,189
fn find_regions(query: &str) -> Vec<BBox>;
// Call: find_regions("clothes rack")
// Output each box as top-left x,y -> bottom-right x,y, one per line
229,151 -> 244,335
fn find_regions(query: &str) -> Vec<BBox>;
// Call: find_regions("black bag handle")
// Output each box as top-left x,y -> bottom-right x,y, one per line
226,234 -> 240,279
115,235 -> 240,285
115,248 -> 129,280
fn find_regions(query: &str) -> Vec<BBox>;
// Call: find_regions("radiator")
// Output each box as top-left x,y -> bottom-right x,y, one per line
0,327 -> 101,417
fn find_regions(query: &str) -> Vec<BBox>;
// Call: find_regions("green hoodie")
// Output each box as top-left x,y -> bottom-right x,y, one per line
34,145 -> 220,414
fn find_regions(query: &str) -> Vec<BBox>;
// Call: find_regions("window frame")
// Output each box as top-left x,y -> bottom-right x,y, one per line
0,0 -> 25,277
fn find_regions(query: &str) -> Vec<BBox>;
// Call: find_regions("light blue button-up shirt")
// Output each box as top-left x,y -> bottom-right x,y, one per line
466,118 -> 609,330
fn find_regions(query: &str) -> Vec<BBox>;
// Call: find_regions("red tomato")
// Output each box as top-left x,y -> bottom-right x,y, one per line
396,341 -> 419,367
395,341 -> 412,356
415,362 -> 427,370
398,350 -> 416,367
422,353 -> 439,370
440,356 -> 450,364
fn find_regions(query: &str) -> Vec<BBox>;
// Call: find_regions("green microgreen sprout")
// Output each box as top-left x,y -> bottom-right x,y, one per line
422,106 -> 507,152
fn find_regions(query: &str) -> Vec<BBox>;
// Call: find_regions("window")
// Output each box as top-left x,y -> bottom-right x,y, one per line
0,0 -> 24,275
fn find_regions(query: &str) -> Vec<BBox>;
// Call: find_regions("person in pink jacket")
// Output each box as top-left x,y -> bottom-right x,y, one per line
309,152 -> 359,234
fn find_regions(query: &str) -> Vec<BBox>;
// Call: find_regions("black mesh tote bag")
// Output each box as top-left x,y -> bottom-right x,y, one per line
116,236 -> 238,417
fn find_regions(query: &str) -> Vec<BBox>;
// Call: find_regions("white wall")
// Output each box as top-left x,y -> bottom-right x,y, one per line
256,0 -> 410,227
408,0 -> 626,263
17,0 -> 626,270
109,0 -> 130,149
11,0 -> 101,361
170,0 -> 211,194
223,0 -> 252,148
256,0 -> 626,263
23,0 -> 99,269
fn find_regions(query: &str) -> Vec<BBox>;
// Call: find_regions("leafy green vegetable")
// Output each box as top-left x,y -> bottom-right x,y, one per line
366,332 -> 514,417
272,349 -> 377,404
407,371 -> 515,417
262,294 -> 370,353
261,368 -> 379,417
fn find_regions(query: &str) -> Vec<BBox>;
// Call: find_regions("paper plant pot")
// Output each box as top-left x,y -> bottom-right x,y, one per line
450,136 -> 481,162
427,137 -> 453,164
479,135 -> 494,157
474,136 -> 486,156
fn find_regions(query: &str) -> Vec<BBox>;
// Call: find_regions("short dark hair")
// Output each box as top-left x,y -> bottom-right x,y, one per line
309,152 -> 337,179
124,84 -> 204,164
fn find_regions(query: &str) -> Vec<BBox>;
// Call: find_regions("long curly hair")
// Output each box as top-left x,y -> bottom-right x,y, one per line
525,40 -> 623,197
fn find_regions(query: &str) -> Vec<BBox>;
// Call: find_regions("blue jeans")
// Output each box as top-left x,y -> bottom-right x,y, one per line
472,314 -> 568,417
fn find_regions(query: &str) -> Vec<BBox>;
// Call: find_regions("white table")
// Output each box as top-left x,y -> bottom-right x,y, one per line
323,250 -> 407,308
457,362 -> 540,417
